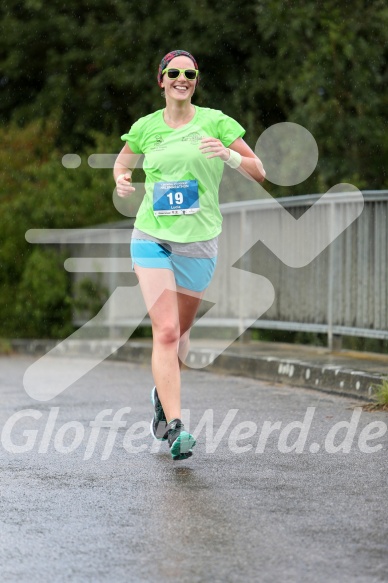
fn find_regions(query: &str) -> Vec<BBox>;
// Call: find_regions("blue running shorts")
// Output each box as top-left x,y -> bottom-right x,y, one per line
130,239 -> 217,292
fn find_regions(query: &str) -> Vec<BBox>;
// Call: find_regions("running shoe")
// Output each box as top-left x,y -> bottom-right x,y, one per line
163,418 -> 196,461
150,387 -> 168,441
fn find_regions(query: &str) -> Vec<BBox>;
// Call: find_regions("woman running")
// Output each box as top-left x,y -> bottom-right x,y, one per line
114,49 -> 265,460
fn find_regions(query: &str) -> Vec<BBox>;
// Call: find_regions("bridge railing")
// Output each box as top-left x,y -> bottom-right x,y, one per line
216,190 -> 388,348
29,190 -> 388,349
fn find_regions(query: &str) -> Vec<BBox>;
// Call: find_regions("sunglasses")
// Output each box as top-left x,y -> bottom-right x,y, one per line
162,67 -> 199,81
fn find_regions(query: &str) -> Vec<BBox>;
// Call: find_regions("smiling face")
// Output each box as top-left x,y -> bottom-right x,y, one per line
160,55 -> 198,103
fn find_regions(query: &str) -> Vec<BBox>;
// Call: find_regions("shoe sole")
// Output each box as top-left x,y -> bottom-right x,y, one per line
150,387 -> 167,441
170,431 -> 196,461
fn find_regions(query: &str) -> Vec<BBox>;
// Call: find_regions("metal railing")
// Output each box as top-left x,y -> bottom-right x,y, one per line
216,190 -> 388,347
31,190 -> 388,348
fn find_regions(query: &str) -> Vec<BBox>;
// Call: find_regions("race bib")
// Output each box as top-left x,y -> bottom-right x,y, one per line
153,180 -> 200,216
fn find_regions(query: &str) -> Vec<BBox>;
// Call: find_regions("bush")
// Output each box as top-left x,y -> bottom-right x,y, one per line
14,248 -> 74,338
0,119 -> 123,338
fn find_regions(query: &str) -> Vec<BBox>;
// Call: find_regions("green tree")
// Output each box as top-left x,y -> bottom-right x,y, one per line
2,0 -> 387,190
15,248 -> 73,338
0,118 -> 122,337
1,0 -> 387,339
253,0 -> 388,191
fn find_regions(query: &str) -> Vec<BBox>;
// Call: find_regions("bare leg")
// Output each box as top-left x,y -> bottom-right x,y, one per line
134,266 -> 205,423
134,265 -> 181,423
176,286 -> 204,367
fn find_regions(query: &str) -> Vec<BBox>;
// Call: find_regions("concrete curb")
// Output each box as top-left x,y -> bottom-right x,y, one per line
198,350 -> 380,401
9,339 -> 384,401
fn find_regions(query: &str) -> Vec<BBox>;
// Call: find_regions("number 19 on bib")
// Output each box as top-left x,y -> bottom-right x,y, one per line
153,180 -> 200,216
167,191 -> 184,206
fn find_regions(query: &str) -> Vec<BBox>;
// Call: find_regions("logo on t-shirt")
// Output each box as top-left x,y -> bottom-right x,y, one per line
151,134 -> 167,151
182,132 -> 204,144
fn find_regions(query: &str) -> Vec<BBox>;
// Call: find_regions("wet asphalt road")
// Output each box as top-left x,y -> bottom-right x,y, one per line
0,354 -> 387,583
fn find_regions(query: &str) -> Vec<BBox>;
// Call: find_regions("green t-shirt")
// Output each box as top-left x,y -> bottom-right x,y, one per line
121,105 -> 245,243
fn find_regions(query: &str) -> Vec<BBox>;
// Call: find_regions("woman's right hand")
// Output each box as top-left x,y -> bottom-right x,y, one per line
116,173 -> 136,197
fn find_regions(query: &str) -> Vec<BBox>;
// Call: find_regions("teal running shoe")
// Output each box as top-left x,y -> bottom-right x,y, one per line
163,418 -> 196,461
150,387 -> 168,441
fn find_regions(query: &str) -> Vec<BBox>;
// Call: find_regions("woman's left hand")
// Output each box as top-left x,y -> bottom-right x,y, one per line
199,137 -> 230,161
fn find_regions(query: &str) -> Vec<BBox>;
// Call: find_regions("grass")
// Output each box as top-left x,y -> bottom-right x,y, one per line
364,377 -> 388,412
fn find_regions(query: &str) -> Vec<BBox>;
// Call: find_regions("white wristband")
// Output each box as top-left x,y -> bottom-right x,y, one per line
225,148 -> 242,169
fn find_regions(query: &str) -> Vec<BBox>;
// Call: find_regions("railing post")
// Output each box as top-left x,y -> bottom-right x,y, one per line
238,208 -> 252,343
108,232 -> 116,339
327,201 -> 335,350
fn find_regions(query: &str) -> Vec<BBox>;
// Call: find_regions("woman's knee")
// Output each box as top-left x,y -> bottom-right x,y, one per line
153,322 -> 180,346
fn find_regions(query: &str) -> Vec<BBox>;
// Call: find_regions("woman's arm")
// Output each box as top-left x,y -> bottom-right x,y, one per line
228,138 -> 266,183
113,143 -> 141,197
199,137 -> 266,183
